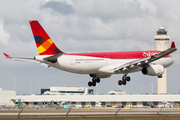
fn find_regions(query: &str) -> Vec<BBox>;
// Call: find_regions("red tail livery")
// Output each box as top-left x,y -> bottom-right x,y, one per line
29,20 -> 63,55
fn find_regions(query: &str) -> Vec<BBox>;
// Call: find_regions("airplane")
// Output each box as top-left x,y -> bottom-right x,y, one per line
3,20 -> 177,87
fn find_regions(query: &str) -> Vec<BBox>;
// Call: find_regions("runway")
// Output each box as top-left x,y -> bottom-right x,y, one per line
0,108 -> 180,118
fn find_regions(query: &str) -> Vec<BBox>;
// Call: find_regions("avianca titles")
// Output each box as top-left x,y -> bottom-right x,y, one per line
3,20 -> 177,87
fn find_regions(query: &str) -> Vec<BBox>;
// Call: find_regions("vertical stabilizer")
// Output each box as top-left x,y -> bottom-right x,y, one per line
29,20 -> 63,55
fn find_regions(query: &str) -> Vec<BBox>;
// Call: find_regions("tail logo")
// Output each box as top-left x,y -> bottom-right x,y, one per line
38,39 -> 53,54
35,35 -> 54,54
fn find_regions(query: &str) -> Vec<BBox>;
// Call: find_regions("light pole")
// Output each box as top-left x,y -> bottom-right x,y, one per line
30,81 -> 32,94
150,80 -> 151,94
14,74 -> 16,91
38,82 -> 40,94
99,85 -> 100,94
152,81 -> 153,94
3,82 -> 5,90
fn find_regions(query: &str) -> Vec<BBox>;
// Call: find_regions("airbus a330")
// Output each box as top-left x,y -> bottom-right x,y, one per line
3,20 -> 177,87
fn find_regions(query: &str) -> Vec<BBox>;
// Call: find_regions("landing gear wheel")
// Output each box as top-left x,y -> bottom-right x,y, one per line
122,80 -> 127,85
118,74 -> 131,86
126,76 -> 131,82
118,80 -> 123,85
92,78 -> 96,83
92,82 -> 96,86
158,75 -> 163,78
89,74 -> 100,87
95,78 -> 100,83
89,74 -> 94,77
122,74 -> 131,81
88,81 -> 92,87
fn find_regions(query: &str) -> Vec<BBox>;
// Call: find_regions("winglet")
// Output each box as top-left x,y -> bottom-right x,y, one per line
171,41 -> 176,48
3,53 -> 12,58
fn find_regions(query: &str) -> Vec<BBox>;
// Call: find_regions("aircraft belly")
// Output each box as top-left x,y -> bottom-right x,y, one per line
57,55 -> 105,74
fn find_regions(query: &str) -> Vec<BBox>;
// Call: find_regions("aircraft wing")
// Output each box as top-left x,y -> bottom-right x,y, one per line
114,42 -> 177,73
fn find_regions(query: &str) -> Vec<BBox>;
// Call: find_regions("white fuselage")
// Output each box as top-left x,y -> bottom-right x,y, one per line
38,54 -> 174,75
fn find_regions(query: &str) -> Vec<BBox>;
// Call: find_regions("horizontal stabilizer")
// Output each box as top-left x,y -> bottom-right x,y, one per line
3,53 -> 12,58
3,53 -> 39,63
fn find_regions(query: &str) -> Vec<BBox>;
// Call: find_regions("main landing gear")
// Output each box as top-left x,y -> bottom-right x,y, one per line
88,74 -> 100,87
118,74 -> 131,86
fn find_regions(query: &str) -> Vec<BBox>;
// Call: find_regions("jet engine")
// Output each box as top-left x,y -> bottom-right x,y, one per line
142,64 -> 164,76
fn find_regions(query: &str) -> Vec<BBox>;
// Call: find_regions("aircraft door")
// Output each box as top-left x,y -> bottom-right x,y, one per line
70,56 -> 75,65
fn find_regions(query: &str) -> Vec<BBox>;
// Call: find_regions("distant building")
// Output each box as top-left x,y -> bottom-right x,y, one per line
41,87 -> 94,95
0,88 -> 180,108
11,93 -> 180,108
108,90 -> 126,95
0,90 -> 15,107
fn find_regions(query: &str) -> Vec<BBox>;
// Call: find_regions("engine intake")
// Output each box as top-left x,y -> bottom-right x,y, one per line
142,65 -> 164,76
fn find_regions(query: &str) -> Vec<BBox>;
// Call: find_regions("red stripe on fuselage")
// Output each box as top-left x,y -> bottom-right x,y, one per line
66,51 -> 170,59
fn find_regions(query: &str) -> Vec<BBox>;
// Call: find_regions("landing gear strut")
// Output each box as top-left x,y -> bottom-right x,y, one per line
88,74 -> 100,87
118,74 -> 131,86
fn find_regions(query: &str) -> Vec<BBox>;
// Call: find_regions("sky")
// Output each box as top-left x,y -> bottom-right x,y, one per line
0,0 -> 180,95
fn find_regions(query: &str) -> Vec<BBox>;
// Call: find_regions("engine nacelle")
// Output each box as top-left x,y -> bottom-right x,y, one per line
142,65 -> 164,76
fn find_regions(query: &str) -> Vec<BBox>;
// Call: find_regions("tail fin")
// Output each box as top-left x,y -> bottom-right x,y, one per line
29,20 -> 63,55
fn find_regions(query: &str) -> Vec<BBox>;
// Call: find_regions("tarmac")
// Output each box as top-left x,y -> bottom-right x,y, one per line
0,108 -> 180,118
